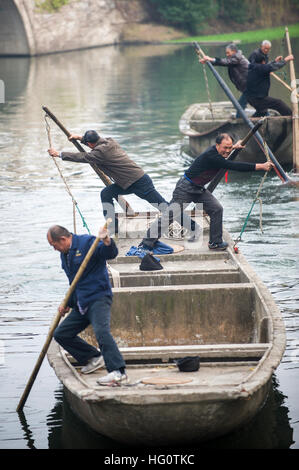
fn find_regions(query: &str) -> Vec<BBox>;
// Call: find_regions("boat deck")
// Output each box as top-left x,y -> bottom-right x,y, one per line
58,341 -> 270,399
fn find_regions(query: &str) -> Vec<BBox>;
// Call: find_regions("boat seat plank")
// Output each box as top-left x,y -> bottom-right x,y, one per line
120,343 -> 271,361
113,282 -> 254,294
110,259 -> 238,275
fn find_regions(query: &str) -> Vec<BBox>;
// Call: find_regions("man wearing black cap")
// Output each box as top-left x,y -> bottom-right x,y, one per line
48,130 -> 167,233
246,52 -> 294,117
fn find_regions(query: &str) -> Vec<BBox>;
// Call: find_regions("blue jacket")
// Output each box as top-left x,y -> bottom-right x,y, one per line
61,233 -> 118,310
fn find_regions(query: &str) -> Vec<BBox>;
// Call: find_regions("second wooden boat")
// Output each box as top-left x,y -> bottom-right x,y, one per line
179,102 -> 292,166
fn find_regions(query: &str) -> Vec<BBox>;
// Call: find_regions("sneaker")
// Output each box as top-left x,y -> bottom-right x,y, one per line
208,241 -> 228,251
96,369 -> 127,386
81,355 -> 104,374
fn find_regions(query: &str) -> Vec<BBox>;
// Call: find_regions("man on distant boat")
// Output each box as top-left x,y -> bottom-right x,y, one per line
47,223 -> 127,386
248,40 -> 271,64
139,134 -> 273,251
246,52 -> 293,117
199,43 -> 249,118
48,131 -> 167,233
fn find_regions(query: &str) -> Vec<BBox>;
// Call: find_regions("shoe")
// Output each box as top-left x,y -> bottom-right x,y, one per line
187,227 -> 200,243
81,355 -> 104,374
96,369 -> 128,386
208,241 -> 228,251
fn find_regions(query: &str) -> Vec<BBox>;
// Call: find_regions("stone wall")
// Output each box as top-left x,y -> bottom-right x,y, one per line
0,0 -> 152,56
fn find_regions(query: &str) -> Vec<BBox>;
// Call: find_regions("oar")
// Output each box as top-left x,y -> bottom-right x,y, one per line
207,118 -> 265,193
16,220 -> 112,412
193,42 -> 292,184
42,106 -> 135,216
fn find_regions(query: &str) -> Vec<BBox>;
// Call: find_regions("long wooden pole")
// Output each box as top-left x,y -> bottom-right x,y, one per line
42,106 -> 135,215
207,118 -> 265,193
16,220 -> 111,412
193,42 -> 291,184
271,72 -> 299,99
285,27 -> 299,172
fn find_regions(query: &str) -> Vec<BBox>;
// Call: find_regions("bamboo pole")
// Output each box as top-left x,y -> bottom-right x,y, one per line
42,106 -> 135,215
194,42 -> 291,184
285,27 -> 299,172
16,220 -> 112,412
271,72 -> 299,99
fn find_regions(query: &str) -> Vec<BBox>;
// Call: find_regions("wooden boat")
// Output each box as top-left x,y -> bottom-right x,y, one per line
47,212 -> 285,446
179,101 -> 293,166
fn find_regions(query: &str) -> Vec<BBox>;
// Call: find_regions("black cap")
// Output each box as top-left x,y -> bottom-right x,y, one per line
140,253 -> 163,271
175,356 -> 200,372
81,130 -> 99,145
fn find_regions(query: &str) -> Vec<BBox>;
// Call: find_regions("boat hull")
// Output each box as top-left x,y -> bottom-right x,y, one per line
62,376 -> 271,446
47,214 -> 285,446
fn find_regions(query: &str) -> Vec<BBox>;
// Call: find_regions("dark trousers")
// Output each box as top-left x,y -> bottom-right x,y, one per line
53,296 -> 125,373
142,177 -> 223,247
101,174 -> 168,229
236,92 -> 248,118
248,96 -> 292,117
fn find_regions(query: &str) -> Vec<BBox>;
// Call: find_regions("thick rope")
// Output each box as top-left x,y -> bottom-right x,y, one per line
45,115 -> 91,234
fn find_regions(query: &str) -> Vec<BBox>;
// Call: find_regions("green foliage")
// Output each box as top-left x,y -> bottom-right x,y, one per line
148,0 -> 219,34
35,0 -> 69,13
217,0 -> 251,23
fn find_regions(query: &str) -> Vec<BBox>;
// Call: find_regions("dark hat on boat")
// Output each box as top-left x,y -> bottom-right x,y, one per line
140,253 -> 163,271
175,356 -> 200,372
81,130 -> 99,145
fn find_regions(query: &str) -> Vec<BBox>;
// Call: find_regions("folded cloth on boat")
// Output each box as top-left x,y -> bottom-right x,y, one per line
152,241 -> 174,254
126,246 -> 158,259
126,241 -> 173,258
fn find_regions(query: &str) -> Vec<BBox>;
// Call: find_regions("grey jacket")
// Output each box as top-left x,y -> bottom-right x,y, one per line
214,50 -> 249,92
61,137 -> 144,189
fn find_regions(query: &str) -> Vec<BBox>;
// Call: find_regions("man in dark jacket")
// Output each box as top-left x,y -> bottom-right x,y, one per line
140,134 -> 273,251
248,40 -> 271,64
246,53 -> 293,117
48,131 -> 167,233
47,224 -> 127,385
199,44 -> 249,117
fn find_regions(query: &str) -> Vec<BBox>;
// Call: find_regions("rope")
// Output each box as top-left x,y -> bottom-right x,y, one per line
202,63 -> 214,120
233,133 -> 271,252
45,115 -> 91,234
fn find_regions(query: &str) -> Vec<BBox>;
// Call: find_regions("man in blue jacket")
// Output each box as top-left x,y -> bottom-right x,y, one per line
47,224 -> 127,385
